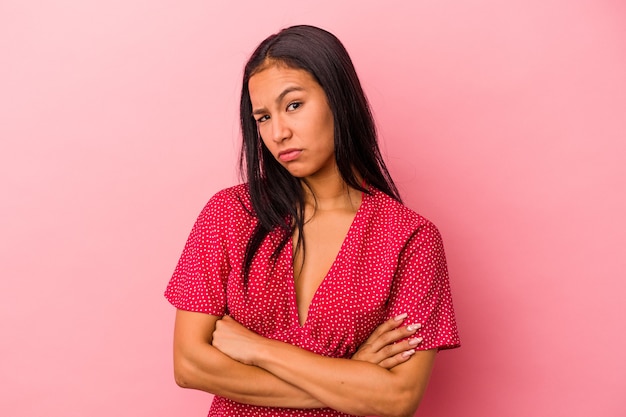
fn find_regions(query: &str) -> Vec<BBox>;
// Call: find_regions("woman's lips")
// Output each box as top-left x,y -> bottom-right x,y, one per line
278,149 -> 302,162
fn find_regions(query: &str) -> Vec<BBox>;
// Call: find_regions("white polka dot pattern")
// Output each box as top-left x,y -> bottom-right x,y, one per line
165,184 -> 460,416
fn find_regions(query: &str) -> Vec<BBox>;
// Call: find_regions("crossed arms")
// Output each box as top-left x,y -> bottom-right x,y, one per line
173,310 -> 436,417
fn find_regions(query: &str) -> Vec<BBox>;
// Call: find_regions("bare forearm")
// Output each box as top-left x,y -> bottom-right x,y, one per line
173,309 -> 325,409
253,339 -> 435,417
175,342 -> 325,408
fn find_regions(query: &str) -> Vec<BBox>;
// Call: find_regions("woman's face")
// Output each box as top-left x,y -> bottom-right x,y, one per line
249,64 -> 336,180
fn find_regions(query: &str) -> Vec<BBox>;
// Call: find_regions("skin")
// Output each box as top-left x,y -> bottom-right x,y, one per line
251,63 -> 336,181
174,311 -> 424,409
173,64 -> 437,416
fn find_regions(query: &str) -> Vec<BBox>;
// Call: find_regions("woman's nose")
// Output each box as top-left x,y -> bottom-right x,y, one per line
270,115 -> 291,143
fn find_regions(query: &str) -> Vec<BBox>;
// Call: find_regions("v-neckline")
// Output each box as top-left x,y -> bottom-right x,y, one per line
286,191 -> 368,328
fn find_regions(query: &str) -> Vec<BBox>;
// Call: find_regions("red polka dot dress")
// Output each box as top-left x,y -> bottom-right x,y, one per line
165,184 -> 460,416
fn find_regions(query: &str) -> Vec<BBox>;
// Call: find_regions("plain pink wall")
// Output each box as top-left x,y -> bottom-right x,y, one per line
1,1 -> 624,416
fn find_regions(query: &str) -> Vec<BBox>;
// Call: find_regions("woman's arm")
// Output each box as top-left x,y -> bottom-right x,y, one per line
173,309 -> 324,408
173,309 -> 422,409
213,316 -> 436,417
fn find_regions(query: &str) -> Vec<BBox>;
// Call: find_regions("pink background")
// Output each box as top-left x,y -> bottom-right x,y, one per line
1,1 -> 625,416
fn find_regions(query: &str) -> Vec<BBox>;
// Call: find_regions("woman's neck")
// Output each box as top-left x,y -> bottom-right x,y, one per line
301,171 -> 362,212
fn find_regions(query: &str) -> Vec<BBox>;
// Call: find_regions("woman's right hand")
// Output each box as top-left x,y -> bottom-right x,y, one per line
351,313 -> 423,369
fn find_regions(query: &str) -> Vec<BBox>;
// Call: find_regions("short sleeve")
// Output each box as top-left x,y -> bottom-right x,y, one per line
164,192 -> 232,315
387,222 -> 460,350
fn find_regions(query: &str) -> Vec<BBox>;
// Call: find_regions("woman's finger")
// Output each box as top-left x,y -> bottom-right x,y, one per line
366,322 -> 421,353
362,313 -> 407,344
374,336 -> 422,368
377,348 -> 415,369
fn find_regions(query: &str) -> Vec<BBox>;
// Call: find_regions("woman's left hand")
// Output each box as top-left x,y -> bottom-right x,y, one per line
352,314 -> 422,369
212,315 -> 264,365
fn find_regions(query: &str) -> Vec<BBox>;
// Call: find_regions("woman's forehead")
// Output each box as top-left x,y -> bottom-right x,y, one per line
248,66 -> 319,102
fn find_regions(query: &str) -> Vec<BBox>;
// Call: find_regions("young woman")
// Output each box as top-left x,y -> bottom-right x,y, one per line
165,25 -> 460,417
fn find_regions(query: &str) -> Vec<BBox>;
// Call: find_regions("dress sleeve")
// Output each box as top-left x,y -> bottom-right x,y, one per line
387,221 -> 460,350
164,192 -> 232,315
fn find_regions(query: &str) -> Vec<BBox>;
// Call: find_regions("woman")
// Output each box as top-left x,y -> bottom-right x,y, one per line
165,25 -> 460,417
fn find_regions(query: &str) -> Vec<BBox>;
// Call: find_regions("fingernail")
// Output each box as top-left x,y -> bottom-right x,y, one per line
407,324 -> 421,332
401,349 -> 416,358
409,337 -> 423,346
394,313 -> 408,321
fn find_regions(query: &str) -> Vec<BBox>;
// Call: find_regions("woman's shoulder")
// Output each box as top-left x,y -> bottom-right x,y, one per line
208,183 -> 251,204
368,187 -> 440,235
200,183 -> 254,219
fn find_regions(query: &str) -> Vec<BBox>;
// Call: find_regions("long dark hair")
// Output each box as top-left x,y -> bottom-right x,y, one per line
239,25 -> 401,279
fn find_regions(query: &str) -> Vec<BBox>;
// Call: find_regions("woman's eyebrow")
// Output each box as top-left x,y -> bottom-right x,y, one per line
276,86 -> 304,103
252,86 -> 305,115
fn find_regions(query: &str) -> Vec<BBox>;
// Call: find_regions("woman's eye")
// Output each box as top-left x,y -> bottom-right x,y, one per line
287,102 -> 301,111
256,115 -> 269,123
